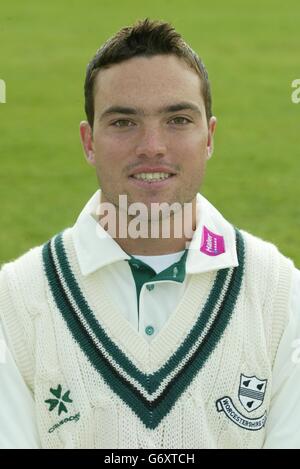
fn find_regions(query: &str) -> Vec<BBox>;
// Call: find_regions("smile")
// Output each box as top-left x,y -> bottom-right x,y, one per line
131,172 -> 172,182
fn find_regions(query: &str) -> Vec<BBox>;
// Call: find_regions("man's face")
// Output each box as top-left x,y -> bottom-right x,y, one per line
80,54 -> 216,215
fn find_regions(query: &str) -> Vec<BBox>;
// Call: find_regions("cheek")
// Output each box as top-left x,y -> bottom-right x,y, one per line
95,129 -> 136,152
93,136 -> 125,168
189,130 -> 208,149
173,129 -> 207,152
174,135 -> 207,166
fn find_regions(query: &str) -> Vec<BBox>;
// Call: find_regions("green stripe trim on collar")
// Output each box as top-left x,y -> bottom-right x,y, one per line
42,228 -> 245,429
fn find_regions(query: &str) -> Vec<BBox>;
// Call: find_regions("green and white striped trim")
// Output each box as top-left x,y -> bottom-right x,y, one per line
42,228 -> 245,429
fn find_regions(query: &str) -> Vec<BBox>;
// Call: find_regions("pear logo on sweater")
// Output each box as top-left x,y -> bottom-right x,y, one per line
45,384 -> 73,416
216,374 -> 268,431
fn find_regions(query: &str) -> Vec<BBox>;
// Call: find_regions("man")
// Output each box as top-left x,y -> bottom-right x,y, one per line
0,18 -> 300,449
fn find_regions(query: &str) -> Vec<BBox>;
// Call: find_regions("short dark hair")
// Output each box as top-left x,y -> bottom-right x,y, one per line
84,18 -> 212,128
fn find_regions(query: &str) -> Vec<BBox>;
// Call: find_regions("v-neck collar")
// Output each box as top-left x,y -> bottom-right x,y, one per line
42,227 -> 245,429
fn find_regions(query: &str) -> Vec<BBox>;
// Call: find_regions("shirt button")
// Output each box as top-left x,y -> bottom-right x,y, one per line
146,284 -> 155,291
173,266 -> 178,278
132,263 -> 139,269
145,325 -> 155,336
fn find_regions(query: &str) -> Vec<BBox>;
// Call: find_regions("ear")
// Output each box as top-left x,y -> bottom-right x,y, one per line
79,121 -> 96,166
206,116 -> 217,160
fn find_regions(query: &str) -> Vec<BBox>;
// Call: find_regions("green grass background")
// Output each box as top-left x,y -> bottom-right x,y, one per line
0,0 -> 299,266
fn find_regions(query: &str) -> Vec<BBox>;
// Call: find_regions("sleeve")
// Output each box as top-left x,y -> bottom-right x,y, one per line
0,320 -> 41,448
263,268 -> 300,448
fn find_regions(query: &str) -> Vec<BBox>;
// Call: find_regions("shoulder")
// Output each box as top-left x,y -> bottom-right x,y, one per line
0,229 -> 70,310
1,242 -> 45,294
238,228 -> 294,271
236,228 -> 295,303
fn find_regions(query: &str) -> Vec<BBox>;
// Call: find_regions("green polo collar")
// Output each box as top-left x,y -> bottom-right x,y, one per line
128,250 -> 187,282
127,250 -> 188,315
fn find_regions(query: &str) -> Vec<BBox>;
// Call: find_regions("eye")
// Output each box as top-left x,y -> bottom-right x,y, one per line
169,116 -> 192,125
111,119 -> 136,128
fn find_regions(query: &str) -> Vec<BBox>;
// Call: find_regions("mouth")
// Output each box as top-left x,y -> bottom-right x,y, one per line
128,171 -> 176,188
128,166 -> 177,185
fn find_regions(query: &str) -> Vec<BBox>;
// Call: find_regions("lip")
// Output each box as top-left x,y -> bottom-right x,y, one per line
129,166 -> 177,177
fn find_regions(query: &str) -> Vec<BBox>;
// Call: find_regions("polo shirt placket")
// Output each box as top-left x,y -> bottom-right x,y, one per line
127,251 -> 188,339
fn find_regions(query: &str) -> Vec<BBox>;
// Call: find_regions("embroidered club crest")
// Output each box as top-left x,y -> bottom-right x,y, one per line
238,374 -> 267,412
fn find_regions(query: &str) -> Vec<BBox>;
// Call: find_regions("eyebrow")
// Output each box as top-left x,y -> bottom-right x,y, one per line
99,101 -> 202,120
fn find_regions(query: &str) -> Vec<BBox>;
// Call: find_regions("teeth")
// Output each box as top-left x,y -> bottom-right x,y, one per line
133,172 -> 172,181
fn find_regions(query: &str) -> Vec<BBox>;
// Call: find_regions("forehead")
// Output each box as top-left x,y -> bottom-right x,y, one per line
93,54 -> 204,110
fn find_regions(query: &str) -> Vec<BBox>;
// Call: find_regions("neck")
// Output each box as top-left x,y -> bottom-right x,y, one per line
97,195 -> 198,256
115,231 -> 194,256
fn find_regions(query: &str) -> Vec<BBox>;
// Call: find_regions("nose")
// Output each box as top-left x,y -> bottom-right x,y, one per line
135,124 -> 167,158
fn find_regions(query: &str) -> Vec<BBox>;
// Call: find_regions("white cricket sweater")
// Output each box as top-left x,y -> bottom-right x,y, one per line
0,226 -> 294,448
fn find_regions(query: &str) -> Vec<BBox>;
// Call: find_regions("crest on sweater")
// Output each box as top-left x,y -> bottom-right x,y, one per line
238,374 -> 267,412
216,373 -> 268,431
